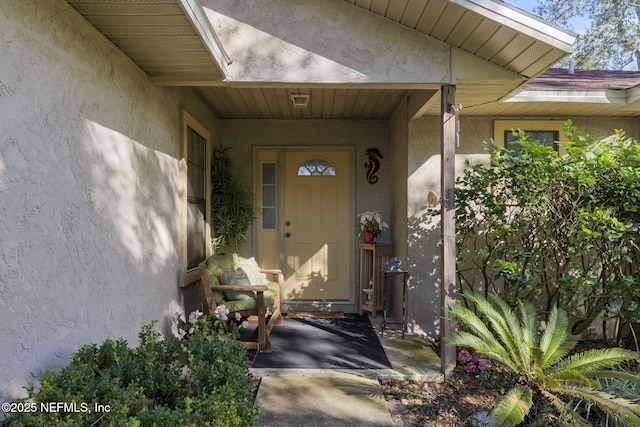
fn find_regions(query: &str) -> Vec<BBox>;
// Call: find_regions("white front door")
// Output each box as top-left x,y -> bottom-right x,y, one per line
282,150 -> 352,302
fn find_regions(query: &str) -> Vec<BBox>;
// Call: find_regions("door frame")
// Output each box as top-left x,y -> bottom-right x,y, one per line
253,146 -> 357,313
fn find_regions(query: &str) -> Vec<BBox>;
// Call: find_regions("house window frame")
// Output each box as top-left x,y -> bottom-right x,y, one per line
493,120 -> 567,206
296,158 -> 337,176
494,120 -> 567,154
182,110 -> 212,286
260,162 -> 277,230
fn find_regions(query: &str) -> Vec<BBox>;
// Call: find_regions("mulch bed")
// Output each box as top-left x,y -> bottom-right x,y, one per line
379,339 -> 632,426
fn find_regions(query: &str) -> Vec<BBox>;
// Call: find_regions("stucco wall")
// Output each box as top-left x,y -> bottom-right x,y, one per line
406,115 -> 640,336
0,0 -> 214,402
388,98 -> 410,322
203,0 -> 450,84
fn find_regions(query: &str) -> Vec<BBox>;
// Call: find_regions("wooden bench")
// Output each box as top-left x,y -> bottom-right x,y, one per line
183,253 -> 282,353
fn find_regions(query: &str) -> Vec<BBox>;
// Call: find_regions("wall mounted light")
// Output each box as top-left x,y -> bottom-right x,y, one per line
290,93 -> 310,108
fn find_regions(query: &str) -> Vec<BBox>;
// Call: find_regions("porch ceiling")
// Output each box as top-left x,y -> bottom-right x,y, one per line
190,86 -> 414,120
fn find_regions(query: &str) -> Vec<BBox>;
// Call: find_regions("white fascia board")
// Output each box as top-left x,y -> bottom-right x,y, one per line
613,86 -> 640,111
627,85 -> 640,104
505,89 -> 628,104
178,0 -> 230,75
449,0 -> 575,52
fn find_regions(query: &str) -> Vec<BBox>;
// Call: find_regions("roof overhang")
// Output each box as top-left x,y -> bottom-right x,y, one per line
503,88 -> 640,114
64,0 -> 579,119
65,0 -> 230,81
345,0 -> 574,78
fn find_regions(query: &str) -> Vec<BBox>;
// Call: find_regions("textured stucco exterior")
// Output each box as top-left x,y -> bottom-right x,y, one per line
203,0 -> 451,84
0,0 -> 214,401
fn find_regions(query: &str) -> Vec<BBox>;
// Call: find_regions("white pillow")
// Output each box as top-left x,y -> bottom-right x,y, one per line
237,257 -> 270,286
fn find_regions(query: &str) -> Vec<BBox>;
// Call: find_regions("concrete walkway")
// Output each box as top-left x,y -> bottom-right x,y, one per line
251,321 -> 442,426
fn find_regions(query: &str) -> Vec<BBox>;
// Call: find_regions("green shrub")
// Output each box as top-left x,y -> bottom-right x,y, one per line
448,292 -> 640,427
1,320 -> 258,427
451,122 -> 640,343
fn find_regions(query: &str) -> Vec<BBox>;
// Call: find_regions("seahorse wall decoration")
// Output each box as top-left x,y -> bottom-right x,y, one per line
365,148 -> 383,184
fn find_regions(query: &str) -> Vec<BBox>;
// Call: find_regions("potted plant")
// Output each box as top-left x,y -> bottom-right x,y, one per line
210,146 -> 257,253
357,211 -> 388,243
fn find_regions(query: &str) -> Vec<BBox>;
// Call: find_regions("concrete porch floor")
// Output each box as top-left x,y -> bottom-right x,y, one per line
251,315 -> 442,426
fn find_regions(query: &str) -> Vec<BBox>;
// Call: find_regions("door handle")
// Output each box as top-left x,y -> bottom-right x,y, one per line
285,232 -> 291,238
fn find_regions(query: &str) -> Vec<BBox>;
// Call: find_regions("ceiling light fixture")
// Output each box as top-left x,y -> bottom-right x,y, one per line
290,93 -> 310,108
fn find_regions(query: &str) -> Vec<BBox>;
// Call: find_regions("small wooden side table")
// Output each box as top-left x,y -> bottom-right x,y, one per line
358,243 -> 393,317
381,269 -> 409,338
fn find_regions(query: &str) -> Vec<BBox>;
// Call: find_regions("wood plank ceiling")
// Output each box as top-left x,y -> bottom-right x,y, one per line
191,86 -> 412,120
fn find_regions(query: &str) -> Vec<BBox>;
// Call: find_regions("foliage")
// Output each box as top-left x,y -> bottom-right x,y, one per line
211,146 -> 257,253
175,307 -> 248,341
447,292 -> 640,427
2,320 -> 258,427
534,0 -> 640,70
451,122 -> 640,343
575,332 -> 640,426
357,211 -> 389,235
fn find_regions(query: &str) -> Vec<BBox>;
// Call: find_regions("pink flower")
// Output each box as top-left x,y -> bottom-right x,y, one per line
189,310 -> 203,323
477,359 -> 489,371
458,350 -> 473,363
465,363 -> 478,373
215,305 -> 229,321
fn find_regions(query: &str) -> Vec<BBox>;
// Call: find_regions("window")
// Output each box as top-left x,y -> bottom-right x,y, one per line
505,130 -> 559,153
494,120 -> 566,154
183,111 -> 211,272
186,127 -> 206,269
261,162 -> 277,229
297,158 -> 336,176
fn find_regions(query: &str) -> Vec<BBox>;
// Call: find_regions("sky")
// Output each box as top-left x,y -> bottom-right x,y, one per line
505,0 -> 590,33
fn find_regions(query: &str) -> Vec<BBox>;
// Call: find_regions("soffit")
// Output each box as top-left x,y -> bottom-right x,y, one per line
190,86 -> 413,120
461,69 -> 640,117
344,0 -> 574,79
461,100 -> 640,117
65,0 -> 228,80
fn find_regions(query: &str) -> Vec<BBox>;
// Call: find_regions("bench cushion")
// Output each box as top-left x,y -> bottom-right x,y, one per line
218,268 -> 256,301
224,281 -> 280,312
205,252 -> 280,311
206,253 -> 238,304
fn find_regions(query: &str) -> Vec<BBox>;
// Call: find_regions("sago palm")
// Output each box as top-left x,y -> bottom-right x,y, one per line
447,292 -> 640,427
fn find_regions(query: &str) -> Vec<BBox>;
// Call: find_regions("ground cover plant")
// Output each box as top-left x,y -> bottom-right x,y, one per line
453,122 -> 640,345
1,313 -> 258,427
447,292 -> 640,426
381,338 -> 639,426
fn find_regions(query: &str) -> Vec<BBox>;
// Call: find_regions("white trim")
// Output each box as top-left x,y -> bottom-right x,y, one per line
450,0 -> 575,51
178,0 -> 231,75
505,89 -> 629,104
